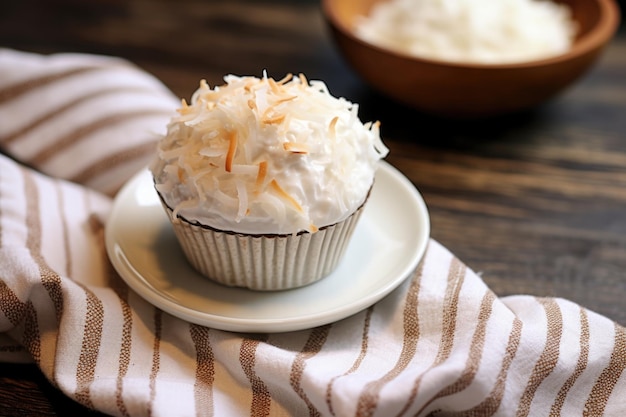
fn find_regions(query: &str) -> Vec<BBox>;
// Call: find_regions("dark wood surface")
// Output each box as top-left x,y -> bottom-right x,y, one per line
1,0 -> 625,415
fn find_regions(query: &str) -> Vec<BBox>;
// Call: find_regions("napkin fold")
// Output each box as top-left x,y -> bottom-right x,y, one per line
1,48 -> 625,417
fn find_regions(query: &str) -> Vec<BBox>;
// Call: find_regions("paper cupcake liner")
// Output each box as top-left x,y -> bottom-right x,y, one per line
159,199 -> 366,291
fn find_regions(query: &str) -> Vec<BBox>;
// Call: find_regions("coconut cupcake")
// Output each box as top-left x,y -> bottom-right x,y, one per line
151,73 -> 388,290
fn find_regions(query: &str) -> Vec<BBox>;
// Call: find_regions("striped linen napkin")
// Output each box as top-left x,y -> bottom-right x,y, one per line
1,48 -> 625,417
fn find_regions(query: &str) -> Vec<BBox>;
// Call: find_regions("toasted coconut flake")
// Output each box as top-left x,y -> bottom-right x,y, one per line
276,95 -> 297,104
329,116 -> 339,139
177,98 -> 192,115
263,113 -> 286,125
191,82 -> 207,103
309,224 -> 319,233
247,99 -> 256,110
268,77 -> 282,95
277,73 -> 294,85
199,91 -> 222,102
298,73 -> 308,86
370,121 -> 388,156
283,142 -> 309,154
225,130 -> 238,172
256,161 -> 268,190
270,179 -> 303,213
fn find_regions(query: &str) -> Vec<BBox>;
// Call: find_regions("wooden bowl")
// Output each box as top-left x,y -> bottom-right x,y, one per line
322,0 -> 621,117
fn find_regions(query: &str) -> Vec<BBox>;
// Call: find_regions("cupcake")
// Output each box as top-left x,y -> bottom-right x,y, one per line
150,73 -> 388,290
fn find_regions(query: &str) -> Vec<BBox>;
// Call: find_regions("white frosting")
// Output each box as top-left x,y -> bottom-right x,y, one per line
151,74 -> 388,235
355,0 -> 577,64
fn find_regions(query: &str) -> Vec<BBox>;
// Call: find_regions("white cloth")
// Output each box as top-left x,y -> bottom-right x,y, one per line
0,48 -> 625,417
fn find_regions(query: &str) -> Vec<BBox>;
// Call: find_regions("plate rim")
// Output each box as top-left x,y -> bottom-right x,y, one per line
105,161 -> 430,332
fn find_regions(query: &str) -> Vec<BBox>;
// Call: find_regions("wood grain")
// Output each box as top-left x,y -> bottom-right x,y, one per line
0,0 -> 625,415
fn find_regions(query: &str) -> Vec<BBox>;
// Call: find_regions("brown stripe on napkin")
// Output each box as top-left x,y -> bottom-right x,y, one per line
325,306 -> 374,416
148,309 -> 163,416
111,270 -> 133,417
550,307 -> 590,415
437,258 -> 467,359
354,264 -> 424,416
290,325 -> 332,416
464,317 -> 524,416
114,297 -> 133,417
240,336 -> 271,417
583,324 -> 626,416
0,86 -> 159,147
20,167 -> 66,372
0,282 -> 27,326
0,66 -> 116,105
414,291 -> 497,415
40,266 -> 65,324
190,324 -> 215,416
28,109 -> 168,167
69,140 -> 157,186
22,169 -> 65,323
23,301 -> 42,365
516,298 -> 563,417
74,291 -> 105,410
356,258 -> 463,417
84,197 -> 133,416
403,258 -> 466,413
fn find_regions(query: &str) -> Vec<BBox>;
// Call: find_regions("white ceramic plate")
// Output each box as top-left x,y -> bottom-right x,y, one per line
105,161 -> 430,333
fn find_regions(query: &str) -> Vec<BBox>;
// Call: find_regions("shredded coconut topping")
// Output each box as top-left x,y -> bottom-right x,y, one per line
151,74 -> 388,234
355,0 -> 577,64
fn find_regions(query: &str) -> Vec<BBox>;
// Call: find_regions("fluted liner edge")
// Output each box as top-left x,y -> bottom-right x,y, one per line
161,202 -> 365,291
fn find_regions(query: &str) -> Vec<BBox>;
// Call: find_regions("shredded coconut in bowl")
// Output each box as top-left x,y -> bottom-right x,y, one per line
355,0 -> 578,64
151,73 -> 388,235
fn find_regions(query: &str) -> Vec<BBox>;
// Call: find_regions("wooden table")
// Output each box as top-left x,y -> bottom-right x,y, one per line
1,0 -> 625,415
